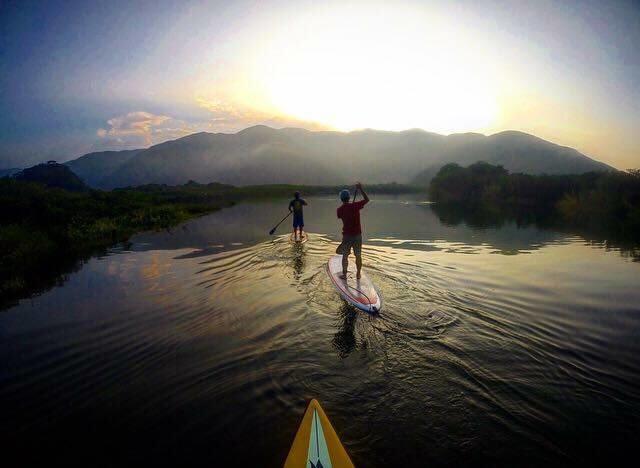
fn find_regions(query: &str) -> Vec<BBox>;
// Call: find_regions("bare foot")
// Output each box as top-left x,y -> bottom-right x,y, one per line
338,273 -> 347,280
356,271 -> 361,279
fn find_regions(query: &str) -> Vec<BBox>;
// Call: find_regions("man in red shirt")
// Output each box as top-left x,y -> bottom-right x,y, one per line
336,182 -> 369,279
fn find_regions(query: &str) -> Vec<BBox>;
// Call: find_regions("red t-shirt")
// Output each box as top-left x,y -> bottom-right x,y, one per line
337,200 -> 368,236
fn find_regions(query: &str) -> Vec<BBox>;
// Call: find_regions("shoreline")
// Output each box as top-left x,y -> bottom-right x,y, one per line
1,181 -> 422,309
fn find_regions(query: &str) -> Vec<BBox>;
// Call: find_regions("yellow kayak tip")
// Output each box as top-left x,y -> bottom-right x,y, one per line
284,399 -> 355,468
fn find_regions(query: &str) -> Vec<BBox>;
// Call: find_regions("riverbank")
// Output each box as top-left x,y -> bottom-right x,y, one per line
0,179 -> 422,308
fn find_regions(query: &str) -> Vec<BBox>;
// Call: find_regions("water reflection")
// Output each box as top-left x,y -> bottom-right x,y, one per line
132,196 -> 572,257
430,201 -> 640,261
429,201 -> 552,230
288,239 -> 306,281
332,304 -> 358,358
5,196 -> 639,311
2,196 -> 640,467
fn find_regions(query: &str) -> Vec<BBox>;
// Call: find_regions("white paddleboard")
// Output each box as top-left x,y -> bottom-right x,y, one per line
326,254 -> 382,313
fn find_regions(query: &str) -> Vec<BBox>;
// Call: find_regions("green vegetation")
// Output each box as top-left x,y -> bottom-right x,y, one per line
0,180 -> 232,308
429,162 -> 640,240
0,178 -> 419,308
126,181 -> 421,198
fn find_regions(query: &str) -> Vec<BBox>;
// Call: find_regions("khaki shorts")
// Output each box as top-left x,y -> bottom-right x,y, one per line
336,235 -> 362,256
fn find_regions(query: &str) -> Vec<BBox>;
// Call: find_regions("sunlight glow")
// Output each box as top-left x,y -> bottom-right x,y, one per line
247,4 -> 500,133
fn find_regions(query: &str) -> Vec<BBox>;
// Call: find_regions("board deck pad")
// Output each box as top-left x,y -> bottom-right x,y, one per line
327,254 -> 381,313
284,399 -> 354,468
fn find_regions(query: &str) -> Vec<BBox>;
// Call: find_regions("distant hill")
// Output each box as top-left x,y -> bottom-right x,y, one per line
0,168 -> 21,178
65,149 -> 140,187
412,131 -> 614,185
95,127 -> 344,188
64,125 -> 614,189
15,162 -> 87,191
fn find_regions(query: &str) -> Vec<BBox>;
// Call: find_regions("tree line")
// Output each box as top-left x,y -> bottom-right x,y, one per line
428,162 -> 640,239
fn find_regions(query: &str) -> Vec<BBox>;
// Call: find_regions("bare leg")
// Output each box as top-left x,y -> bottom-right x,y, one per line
355,253 -> 362,279
341,253 -> 349,278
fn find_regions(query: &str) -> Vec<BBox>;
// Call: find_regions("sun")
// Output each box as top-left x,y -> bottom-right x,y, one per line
246,3 -> 499,133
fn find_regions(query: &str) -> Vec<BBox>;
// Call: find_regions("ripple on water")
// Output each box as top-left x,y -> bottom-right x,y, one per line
1,224 -> 639,467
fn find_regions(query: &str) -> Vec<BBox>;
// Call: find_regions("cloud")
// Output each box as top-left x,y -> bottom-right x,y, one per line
195,97 -> 331,133
93,102 -> 331,153
96,111 -> 172,147
196,97 -> 244,120
95,111 -> 209,150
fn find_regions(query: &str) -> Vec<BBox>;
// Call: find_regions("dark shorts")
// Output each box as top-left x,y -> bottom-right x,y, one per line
293,212 -> 304,228
336,234 -> 362,256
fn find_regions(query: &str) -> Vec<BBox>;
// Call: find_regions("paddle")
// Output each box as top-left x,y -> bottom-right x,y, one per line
269,211 -> 292,235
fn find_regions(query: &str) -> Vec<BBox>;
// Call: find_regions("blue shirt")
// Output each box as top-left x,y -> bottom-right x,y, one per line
289,198 -> 307,214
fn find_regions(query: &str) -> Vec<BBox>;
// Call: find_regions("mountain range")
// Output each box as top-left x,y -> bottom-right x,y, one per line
61,126 -> 613,188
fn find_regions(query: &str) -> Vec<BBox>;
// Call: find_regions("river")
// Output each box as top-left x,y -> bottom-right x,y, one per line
1,196 -> 639,466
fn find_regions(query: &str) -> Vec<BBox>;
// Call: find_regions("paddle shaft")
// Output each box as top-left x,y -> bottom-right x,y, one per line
269,211 -> 292,235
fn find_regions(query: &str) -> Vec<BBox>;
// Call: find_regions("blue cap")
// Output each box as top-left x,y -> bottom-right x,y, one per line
339,189 -> 350,202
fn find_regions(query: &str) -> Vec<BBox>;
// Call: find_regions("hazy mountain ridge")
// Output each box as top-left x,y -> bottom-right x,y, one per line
99,128 -> 344,188
413,130 -> 613,185
63,125 -> 614,188
64,149 -> 141,187
15,162 -> 87,191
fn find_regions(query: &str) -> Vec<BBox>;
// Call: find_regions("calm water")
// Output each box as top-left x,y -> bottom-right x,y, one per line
2,196 -> 639,466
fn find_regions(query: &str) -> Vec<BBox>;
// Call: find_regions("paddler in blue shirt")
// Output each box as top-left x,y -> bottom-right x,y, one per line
288,191 -> 308,241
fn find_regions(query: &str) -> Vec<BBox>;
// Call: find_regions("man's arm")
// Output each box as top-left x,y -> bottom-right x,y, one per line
288,200 -> 293,212
356,182 -> 369,205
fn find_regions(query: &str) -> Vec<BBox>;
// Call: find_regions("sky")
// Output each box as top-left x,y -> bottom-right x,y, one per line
1,0 -> 639,169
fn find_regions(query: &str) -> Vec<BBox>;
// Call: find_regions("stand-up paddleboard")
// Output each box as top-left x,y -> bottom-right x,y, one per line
290,232 -> 308,244
326,254 -> 381,314
284,399 -> 354,468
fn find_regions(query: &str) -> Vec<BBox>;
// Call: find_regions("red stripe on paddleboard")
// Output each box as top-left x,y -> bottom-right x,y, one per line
327,264 -> 378,305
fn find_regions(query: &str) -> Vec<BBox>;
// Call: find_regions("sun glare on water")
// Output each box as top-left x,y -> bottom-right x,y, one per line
248,4 -> 500,133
